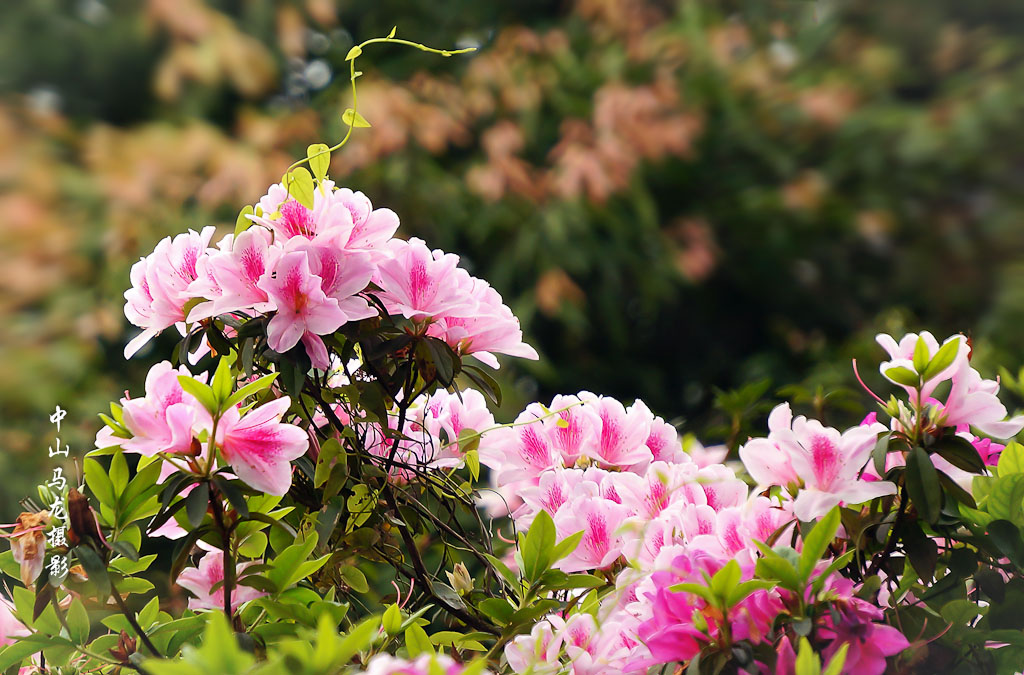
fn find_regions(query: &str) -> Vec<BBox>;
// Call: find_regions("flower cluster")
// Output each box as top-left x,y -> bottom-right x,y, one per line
123,180 -> 537,370
96,360 -> 307,496
498,331 -> 1024,675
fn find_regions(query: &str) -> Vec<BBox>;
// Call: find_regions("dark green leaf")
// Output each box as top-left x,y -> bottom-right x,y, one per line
933,435 -> 985,474
185,481 -> 210,528
906,446 -> 942,524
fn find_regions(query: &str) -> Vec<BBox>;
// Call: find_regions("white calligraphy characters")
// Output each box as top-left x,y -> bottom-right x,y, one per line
47,405 -> 70,576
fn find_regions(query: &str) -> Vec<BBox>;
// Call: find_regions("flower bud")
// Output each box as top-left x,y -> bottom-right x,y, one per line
446,562 -> 473,595
382,603 -> 403,636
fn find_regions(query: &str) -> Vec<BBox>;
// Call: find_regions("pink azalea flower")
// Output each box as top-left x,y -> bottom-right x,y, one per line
214,397 -> 309,496
361,654 -> 491,675
518,469 -> 587,526
583,397 -> 654,468
375,238 -> 475,321
105,361 -> 207,457
412,388 -> 497,467
786,415 -> 893,521
0,597 -> 28,647
876,331 -> 969,403
506,620 -> 565,675
741,403 -> 895,521
250,181 -> 355,245
937,359 -> 1024,439
187,227 -> 281,322
177,550 -> 267,612
550,613 -> 636,675
553,495 -> 629,572
331,187 -> 401,255
426,273 -> 538,368
124,227 -> 215,358
485,415 -> 562,484
739,402 -> 802,490
260,251 -> 355,369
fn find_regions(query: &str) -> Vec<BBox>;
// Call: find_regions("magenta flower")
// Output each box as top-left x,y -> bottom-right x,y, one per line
260,251 -> 355,368
375,238 -> 475,320
213,396 -> 308,496
177,550 -> 267,612
124,226 -> 215,358
817,577 -> 910,674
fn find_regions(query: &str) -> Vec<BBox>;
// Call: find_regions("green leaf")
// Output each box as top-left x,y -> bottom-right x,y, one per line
912,336 -> 930,375
233,205 -> 254,240
821,642 -> 849,675
799,506 -> 841,582
211,357 -> 234,407
110,450 -> 129,496
988,474 -> 1024,525
906,446 -> 942,524
754,543 -> 802,591
872,432 -> 893,477
884,366 -> 919,388
178,376 -> 217,414
922,336 -> 962,381
336,616 -> 379,663
185,481 -> 210,528
345,45 -> 362,61
521,510 -> 556,581
314,438 -> 344,489
998,442 -> 1024,477
267,532 -> 320,593
725,579 -> 774,607
306,143 -> 331,181
933,435 -> 986,474
84,458 -> 116,509
339,565 -> 368,594
283,167 -> 316,210
382,604 -> 402,636
387,26 -> 397,39
666,582 -> 716,605
550,530 -> 583,565
222,373 -> 278,410
483,553 -> 519,593
75,546 -> 111,600
709,560 -> 742,603
342,108 -> 372,128
67,597 -> 90,645
405,623 -> 434,657
0,641 -> 41,671
795,637 -> 821,675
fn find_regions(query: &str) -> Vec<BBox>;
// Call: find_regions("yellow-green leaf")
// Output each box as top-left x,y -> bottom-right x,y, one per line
342,108 -> 372,128
306,143 -> 331,182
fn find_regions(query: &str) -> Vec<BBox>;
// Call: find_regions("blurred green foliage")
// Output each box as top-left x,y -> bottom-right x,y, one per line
3,0 -> 1024,513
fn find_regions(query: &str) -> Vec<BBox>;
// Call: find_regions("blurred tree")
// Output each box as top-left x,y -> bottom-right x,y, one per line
2,0 -> 1024,511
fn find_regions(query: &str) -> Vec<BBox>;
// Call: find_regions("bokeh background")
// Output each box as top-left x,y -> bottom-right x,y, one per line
3,0 -> 1024,514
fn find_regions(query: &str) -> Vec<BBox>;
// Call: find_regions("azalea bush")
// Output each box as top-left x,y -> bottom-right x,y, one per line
6,32 -> 1024,675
